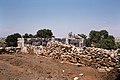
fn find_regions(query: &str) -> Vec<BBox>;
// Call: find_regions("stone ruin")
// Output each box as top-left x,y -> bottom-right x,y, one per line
16,35 -> 120,71
0,47 -> 21,54
0,37 -> 120,72
26,40 -> 120,72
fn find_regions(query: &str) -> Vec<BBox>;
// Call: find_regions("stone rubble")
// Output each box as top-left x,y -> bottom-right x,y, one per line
26,41 -> 120,71
0,47 -> 21,54
74,77 -> 79,80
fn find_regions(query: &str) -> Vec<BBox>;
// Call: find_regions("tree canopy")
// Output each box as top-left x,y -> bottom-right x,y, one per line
100,30 -> 108,39
36,29 -> 53,38
78,34 -> 87,39
4,29 -> 117,50
89,30 -> 101,43
6,33 -> 21,47
86,30 -> 116,49
23,33 -> 34,38
23,33 -> 29,38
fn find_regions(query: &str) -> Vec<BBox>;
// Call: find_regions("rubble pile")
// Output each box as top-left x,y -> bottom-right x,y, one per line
27,41 -> 120,69
0,47 -> 21,54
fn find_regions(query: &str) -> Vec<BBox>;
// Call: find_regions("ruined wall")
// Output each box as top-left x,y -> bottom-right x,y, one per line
27,41 -> 120,71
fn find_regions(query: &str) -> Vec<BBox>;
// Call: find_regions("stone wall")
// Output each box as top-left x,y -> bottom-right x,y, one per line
27,41 -> 120,71
0,47 -> 21,54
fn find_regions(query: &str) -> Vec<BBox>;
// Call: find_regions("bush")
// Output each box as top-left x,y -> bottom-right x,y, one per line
36,29 -> 53,38
88,30 -> 116,50
6,33 -> 21,47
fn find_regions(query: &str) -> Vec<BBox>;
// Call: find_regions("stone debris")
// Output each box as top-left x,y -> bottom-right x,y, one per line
79,73 -> 83,76
0,47 -> 21,54
62,70 -> 65,72
97,67 -> 114,72
74,77 -> 79,80
98,68 -> 106,72
25,41 -> 120,70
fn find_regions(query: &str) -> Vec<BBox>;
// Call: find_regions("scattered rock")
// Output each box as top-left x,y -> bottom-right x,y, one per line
79,73 -> 83,76
98,68 -> 106,72
74,77 -> 79,80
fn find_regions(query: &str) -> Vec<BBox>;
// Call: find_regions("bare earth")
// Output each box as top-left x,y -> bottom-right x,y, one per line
0,53 -> 106,80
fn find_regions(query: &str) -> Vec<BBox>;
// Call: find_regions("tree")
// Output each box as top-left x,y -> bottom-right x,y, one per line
23,33 -> 29,38
78,34 -> 87,39
116,42 -> 120,49
89,30 -> 101,43
88,30 -> 116,50
36,29 -> 53,38
100,30 -> 108,39
96,38 -> 116,49
84,38 -> 91,47
29,34 -> 34,38
6,33 -> 21,47
23,33 -> 34,38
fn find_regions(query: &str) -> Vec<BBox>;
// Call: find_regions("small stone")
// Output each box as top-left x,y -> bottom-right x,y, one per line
74,77 -> 79,80
98,68 -> 106,72
63,70 -> 65,72
105,68 -> 111,72
61,61 -> 64,63
79,73 -> 83,76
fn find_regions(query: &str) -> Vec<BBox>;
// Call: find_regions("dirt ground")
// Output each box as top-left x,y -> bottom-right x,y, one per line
0,53 -> 107,80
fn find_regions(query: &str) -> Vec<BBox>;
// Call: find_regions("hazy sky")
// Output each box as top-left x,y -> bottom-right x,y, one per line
0,0 -> 120,37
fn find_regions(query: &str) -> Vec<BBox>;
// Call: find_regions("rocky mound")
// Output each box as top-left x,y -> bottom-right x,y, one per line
27,41 -> 120,71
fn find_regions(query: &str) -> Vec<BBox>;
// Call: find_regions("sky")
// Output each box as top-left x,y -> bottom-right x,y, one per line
0,0 -> 120,37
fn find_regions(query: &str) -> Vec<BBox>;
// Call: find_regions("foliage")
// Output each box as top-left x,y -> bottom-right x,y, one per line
84,38 -> 91,47
78,34 -> 87,39
6,33 -> 21,47
116,43 -> 120,49
87,30 -> 116,50
23,33 -> 34,38
100,30 -> 108,39
23,33 -> 29,38
29,34 -> 34,38
96,37 -> 116,49
89,30 -> 101,43
36,29 -> 53,38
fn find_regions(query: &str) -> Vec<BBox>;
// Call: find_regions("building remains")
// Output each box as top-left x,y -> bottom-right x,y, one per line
18,32 -> 84,48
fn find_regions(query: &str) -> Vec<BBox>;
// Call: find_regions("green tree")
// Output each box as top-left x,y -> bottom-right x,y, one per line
100,30 -> 108,39
23,33 -> 34,38
116,43 -> 120,48
84,38 -> 91,47
78,34 -> 87,39
23,33 -> 29,38
88,30 -> 116,50
6,33 -> 21,47
89,30 -> 101,43
97,39 -> 115,49
36,29 -> 53,38
29,34 -> 34,38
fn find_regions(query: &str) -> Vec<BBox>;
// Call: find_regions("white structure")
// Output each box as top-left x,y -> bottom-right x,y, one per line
17,38 -> 24,48
18,38 -> 27,53
67,32 -> 84,47
17,32 -> 84,52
